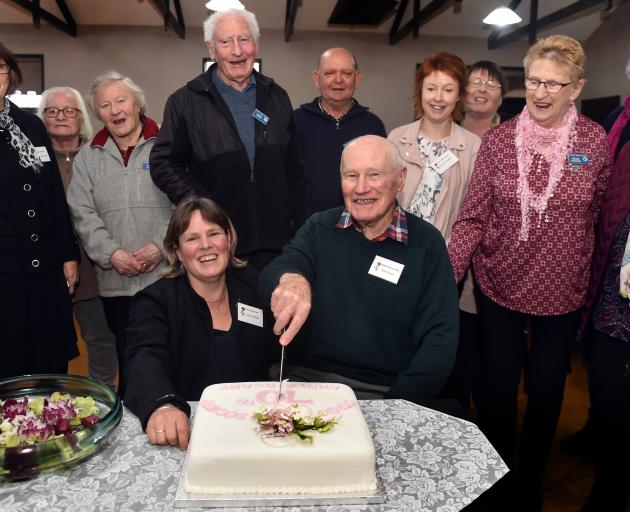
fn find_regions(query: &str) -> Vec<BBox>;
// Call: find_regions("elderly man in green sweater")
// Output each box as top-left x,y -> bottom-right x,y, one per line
259,135 -> 459,406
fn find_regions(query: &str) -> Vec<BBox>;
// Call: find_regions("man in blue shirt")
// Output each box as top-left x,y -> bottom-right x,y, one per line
150,8 -> 309,269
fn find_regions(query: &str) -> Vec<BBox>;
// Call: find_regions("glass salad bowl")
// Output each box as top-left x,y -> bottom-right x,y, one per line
0,373 -> 122,481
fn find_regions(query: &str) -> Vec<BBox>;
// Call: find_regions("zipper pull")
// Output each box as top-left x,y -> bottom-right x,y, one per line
336,120 -> 340,130
250,168 -> 255,183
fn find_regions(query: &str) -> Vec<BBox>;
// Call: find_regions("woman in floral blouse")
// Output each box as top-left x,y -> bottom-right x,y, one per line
448,35 -> 610,510
388,53 -> 481,411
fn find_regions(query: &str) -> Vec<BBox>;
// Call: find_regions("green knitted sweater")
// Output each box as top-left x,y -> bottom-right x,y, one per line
259,207 -> 459,402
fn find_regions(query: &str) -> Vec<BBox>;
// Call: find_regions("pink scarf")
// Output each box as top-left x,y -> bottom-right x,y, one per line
608,94 -> 630,162
514,103 -> 578,241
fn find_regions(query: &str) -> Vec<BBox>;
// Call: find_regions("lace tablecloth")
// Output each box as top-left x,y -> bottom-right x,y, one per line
0,400 -> 508,511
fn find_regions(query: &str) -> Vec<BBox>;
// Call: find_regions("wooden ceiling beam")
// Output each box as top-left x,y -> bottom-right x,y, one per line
8,0 -> 76,36
389,0 -> 454,46
284,0 -> 300,42
489,0 -> 606,50
149,0 -> 186,39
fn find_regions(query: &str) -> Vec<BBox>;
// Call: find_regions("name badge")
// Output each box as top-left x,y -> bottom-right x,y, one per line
142,161 -> 150,171
251,108 -> 269,125
429,150 -> 458,175
237,302 -> 263,327
368,255 -> 405,285
34,146 -> 51,163
568,154 -> 589,165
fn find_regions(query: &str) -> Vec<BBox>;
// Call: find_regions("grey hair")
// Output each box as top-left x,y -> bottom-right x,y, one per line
38,86 -> 93,141
87,71 -> 146,121
340,135 -> 404,175
203,8 -> 260,45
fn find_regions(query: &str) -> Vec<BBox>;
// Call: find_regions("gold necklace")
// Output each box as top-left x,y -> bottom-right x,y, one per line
205,286 -> 227,305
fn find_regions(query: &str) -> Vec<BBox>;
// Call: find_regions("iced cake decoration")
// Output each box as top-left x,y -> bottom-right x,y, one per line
253,403 -> 338,443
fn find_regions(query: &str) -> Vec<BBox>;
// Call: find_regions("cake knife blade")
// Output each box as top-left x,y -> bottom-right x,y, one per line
277,345 -> 285,405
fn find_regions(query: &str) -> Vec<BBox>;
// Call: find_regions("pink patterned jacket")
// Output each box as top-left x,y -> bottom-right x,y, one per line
448,114 -> 611,316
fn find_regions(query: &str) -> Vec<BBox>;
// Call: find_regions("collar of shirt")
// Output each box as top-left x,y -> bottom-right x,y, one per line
211,68 -> 257,94
336,204 -> 408,245
90,116 -> 159,148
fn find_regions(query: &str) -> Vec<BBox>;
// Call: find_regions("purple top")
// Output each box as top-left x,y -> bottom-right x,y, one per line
592,212 -> 630,343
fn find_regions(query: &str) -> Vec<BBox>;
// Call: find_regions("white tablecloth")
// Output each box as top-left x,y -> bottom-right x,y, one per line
0,400 -> 508,511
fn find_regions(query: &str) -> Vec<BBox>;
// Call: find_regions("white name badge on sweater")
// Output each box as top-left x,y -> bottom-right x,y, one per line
34,146 -> 51,162
429,150 -> 458,175
368,255 -> 405,284
237,302 -> 263,327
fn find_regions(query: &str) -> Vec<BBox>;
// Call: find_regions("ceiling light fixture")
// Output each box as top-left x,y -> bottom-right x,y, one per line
205,0 -> 245,11
483,6 -> 522,26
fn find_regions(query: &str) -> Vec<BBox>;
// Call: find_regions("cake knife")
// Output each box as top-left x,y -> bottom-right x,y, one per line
277,345 -> 285,405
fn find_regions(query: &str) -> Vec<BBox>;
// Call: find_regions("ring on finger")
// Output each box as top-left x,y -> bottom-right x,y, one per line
155,428 -> 165,434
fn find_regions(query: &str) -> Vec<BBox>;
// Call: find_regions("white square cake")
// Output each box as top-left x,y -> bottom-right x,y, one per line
184,381 -> 377,495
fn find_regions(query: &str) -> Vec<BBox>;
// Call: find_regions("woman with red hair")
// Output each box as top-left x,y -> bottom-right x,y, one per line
388,52 -> 481,410
389,52 -> 480,241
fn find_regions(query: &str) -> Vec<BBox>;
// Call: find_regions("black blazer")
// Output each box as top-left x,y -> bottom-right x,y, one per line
0,100 -> 78,273
124,266 -> 278,429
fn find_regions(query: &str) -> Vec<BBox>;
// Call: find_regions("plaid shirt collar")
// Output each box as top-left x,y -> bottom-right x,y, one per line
336,204 -> 408,245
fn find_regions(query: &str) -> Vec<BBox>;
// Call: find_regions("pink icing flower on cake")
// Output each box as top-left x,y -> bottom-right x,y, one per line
253,403 -> 338,443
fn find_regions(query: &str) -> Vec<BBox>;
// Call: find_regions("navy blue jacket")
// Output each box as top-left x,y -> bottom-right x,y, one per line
294,98 -> 386,213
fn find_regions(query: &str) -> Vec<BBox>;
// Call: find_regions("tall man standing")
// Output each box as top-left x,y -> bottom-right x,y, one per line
294,48 -> 386,213
150,8 -> 309,269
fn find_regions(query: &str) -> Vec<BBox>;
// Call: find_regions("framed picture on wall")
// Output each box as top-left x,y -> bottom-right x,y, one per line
203,58 -> 262,73
15,54 -> 45,93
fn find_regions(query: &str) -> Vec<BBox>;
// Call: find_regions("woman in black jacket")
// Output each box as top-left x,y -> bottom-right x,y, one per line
0,43 -> 78,378
124,196 -> 277,449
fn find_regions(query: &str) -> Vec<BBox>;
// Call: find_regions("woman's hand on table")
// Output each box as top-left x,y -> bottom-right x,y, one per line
110,249 -> 144,277
133,243 -> 163,273
63,260 -> 79,295
146,404 -> 190,450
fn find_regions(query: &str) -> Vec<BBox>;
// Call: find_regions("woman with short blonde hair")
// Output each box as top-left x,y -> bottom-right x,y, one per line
449,35 -> 611,509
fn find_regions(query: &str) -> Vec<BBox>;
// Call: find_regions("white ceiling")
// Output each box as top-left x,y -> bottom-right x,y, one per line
0,0 -> 620,43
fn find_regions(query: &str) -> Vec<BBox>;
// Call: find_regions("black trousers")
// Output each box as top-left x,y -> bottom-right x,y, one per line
583,329 -> 630,511
438,310 -> 481,412
101,296 -> 132,398
476,293 -> 578,478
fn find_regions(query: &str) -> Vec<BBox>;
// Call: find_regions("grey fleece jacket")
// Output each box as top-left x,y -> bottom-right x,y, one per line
67,122 -> 173,297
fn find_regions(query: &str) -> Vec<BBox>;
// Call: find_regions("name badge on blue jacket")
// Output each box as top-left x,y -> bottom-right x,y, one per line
142,161 -> 151,171
251,108 -> 269,125
568,154 -> 588,165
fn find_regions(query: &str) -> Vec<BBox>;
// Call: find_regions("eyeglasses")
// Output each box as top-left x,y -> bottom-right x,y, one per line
468,78 -> 501,90
43,107 -> 81,118
0,63 -> 10,75
524,78 -> 573,94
